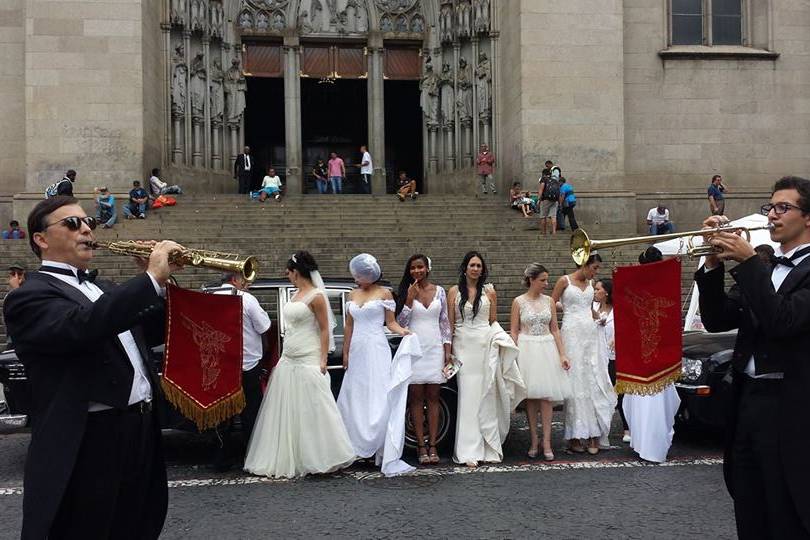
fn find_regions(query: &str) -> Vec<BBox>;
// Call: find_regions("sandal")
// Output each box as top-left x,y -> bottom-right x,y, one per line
543,451 -> 555,462
428,446 -> 440,464
418,446 -> 430,465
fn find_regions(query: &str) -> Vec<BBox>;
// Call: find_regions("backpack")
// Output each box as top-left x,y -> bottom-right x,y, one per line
45,179 -> 68,198
542,177 -> 561,201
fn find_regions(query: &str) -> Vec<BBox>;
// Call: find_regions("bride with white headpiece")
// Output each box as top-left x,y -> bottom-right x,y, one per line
337,253 -> 414,473
244,250 -> 356,478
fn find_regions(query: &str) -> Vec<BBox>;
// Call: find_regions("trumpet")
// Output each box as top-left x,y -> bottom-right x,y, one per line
570,224 -> 774,266
92,240 -> 259,282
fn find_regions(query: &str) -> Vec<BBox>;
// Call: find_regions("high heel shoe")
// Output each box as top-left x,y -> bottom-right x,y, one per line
417,446 -> 430,465
527,448 -> 539,459
428,446 -> 440,464
543,451 -> 555,462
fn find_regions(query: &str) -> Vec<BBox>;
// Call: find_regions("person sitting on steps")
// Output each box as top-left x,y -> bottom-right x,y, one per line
397,171 -> 418,201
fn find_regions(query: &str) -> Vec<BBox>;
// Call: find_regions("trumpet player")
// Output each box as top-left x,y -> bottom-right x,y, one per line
695,176 -> 810,539
3,195 -> 186,539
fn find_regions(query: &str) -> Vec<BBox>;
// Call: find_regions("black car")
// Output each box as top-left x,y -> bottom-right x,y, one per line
675,330 -> 737,431
0,278 -> 458,450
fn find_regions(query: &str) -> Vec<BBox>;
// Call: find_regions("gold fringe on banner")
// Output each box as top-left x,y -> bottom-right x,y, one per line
615,368 -> 682,396
161,379 -> 246,431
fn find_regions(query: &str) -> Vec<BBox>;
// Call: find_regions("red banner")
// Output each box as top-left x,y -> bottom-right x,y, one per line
613,258 -> 682,395
162,285 -> 245,430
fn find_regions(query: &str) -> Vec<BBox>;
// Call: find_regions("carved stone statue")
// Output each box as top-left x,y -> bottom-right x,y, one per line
456,57 -> 473,123
380,15 -> 393,32
238,10 -> 253,29
171,0 -> 186,25
310,0 -> 324,32
297,9 -> 313,33
256,11 -> 270,30
326,0 -> 338,24
171,62 -> 187,118
394,14 -> 407,32
419,58 -> 440,128
456,1 -> 472,39
272,11 -> 285,30
439,3 -> 453,42
224,58 -> 247,125
439,63 -> 455,127
210,58 -> 224,124
190,53 -> 207,121
355,2 -> 368,32
475,52 -> 492,119
411,14 -> 424,33
474,0 -> 490,33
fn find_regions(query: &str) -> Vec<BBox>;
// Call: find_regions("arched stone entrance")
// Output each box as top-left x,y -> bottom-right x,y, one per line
164,0 -> 499,194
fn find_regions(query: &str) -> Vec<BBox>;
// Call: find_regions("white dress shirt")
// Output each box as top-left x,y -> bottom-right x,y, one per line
40,260 -> 163,410
744,242 -> 810,378
360,152 -> 373,175
213,284 -> 271,371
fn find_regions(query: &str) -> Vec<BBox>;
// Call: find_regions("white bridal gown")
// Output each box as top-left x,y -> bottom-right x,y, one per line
244,289 -> 355,478
561,277 -> 617,440
337,298 -> 397,459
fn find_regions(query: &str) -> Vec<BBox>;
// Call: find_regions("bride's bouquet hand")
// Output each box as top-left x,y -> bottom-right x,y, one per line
399,328 -> 412,337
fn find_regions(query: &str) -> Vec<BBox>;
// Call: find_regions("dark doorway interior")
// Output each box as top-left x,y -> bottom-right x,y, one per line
301,78 -> 368,194
245,77 -> 285,191
384,80 -> 423,194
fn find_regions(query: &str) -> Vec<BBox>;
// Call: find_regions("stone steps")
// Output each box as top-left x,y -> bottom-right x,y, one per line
0,195 -> 692,345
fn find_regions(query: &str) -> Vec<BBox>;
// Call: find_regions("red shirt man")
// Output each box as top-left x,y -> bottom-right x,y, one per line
476,144 -> 496,194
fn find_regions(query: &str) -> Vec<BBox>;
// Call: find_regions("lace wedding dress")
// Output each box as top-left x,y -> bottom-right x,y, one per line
560,277 -> 617,440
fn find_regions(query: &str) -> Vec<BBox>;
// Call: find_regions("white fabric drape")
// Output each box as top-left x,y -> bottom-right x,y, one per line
378,334 -> 421,477
309,270 -> 335,352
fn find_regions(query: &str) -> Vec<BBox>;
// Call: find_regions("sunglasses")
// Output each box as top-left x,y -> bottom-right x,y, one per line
44,216 -> 97,231
8,270 -> 24,276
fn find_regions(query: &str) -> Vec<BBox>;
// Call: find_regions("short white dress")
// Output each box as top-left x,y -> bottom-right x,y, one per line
397,286 -> 451,384
515,294 -> 572,401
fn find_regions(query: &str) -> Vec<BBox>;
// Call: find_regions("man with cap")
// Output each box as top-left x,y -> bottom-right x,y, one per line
7,263 -> 25,290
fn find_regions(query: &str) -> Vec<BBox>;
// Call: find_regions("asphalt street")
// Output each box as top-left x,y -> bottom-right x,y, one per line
0,412 -> 734,539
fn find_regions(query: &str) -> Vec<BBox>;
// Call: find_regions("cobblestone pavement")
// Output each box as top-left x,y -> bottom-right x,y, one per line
0,411 -> 734,539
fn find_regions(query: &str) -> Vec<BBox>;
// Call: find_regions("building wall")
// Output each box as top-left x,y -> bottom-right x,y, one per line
0,0 -> 25,197
23,0 -> 148,192
496,0 -> 524,186
141,0 -> 164,179
517,0 -> 626,190
623,0 -> 810,192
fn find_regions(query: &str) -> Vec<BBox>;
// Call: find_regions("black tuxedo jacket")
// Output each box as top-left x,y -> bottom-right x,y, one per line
234,153 -> 252,178
695,255 -> 810,532
3,271 -> 168,540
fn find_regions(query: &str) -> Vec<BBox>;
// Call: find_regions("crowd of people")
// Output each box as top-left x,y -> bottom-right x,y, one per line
3,171 -> 810,538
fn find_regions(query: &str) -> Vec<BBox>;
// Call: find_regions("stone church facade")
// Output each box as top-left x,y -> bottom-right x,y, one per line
1,0 -> 809,228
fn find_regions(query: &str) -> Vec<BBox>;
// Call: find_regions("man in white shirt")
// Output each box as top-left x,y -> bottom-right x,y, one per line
359,145 -> 373,194
258,167 -> 283,202
646,204 -> 674,235
148,167 -> 183,197
212,271 -> 272,470
695,176 -> 810,539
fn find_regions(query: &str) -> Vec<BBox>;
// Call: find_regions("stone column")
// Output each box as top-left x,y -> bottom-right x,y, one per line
444,127 -> 455,170
162,23 -> 172,165
428,126 -> 439,173
453,42 -> 461,169
471,37 -> 479,156
192,118 -> 202,166
283,37 -> 302,195
203,37 -> 211,169
368,33 -> 386,194
183,30 -> 192,165
211,121 -> 222,169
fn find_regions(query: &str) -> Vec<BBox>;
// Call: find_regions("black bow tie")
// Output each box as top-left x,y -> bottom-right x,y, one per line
774,246 -> 810,268
39,265 -> 98,284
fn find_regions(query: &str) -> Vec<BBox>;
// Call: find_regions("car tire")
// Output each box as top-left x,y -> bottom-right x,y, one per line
404,386 -> 457,452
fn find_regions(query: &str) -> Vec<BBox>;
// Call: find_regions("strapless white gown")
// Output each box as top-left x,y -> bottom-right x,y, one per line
244,290 -> 355,478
